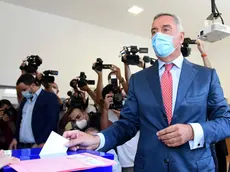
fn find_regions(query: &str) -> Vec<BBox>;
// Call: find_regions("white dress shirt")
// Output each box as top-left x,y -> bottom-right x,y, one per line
97,55 -> 204,150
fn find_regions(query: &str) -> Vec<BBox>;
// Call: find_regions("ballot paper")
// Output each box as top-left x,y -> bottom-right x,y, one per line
39,131 -> 69,156
10,153 -> 116,172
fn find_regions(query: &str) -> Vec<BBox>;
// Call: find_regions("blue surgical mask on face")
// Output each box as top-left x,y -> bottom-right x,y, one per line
22,90 -> 33,99
152,32 -> 177,58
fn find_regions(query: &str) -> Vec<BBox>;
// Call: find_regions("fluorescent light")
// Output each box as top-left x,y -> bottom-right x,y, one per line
128,5 -> 143,15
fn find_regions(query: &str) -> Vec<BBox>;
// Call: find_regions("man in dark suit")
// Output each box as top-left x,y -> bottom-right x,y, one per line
63,13 -> 230,172
9,73 -> 60,149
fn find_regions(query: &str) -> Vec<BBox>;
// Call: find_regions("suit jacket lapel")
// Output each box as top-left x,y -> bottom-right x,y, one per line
146,61 -> 165,114
32,89 -> 44,117
174,59 -> 198,115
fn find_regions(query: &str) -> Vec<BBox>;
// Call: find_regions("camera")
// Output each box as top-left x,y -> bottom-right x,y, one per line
143,56 -> 156,65
36,70 -> 58,88
110,86 -> 123,110
66,91 -> 88,110
181,38 -> 196,57
120,46 -> 148,65
2,107 -> 17,120
43,70 -> 58,87
19,55 -> 42,73
92,58 -> 112,71
70,72 -> 95,89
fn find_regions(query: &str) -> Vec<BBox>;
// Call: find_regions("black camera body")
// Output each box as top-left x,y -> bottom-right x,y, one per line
66,91 -> 88,110
70,72 -> 95,89
110,86 -> 123,110
120,46 -> 148,65
92,58 -> 112,71
3,107 -> 16,120
19,55 -> 42,73
143,56 -> 156,65
181,38 -> 196,57
43,70 -> 58,83
37,70 -> 58,88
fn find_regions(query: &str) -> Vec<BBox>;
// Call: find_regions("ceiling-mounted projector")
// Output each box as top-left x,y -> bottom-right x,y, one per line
198,23 -> 230,43
198,0 -> 230,43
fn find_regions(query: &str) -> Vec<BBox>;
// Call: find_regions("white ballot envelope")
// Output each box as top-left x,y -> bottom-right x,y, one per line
39,131 -> 69,156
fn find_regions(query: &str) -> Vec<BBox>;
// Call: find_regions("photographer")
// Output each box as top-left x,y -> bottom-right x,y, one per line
100,84 -> 139,172
110,65 -> 128,95
0,100 -> 17,149
59,91 -> 100,134
36,71 -> 65,112
69,72 -> 97,106
17,55 -> 42,105
93,61 -> 128,106
122,55 -> 145,79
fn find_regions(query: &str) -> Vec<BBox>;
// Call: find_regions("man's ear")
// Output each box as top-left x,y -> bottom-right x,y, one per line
180,32 -> 185,44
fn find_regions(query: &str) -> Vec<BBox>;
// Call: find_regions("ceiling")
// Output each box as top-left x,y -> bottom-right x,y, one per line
1,0 -> 230,38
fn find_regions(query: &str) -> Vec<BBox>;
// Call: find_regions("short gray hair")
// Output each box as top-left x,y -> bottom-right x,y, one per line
153,13 -> 184,32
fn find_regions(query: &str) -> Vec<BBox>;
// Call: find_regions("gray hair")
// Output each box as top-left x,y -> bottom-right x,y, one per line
153,13 -> 184,32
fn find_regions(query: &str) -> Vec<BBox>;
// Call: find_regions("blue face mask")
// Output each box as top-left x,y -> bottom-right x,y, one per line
152,33 -> 176,58
22,90 -> 33,99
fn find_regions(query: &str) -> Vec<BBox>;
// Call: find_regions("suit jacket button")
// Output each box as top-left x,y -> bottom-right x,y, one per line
164,158 -> 169,164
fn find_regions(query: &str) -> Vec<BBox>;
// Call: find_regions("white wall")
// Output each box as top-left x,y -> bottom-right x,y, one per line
0,1 -> 153,97
0,1 -> 230,100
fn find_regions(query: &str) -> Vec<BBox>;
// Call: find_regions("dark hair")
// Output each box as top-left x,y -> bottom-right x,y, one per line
102,84 -> 114,99
16,73 -> 36,86
0,99 -> 12,108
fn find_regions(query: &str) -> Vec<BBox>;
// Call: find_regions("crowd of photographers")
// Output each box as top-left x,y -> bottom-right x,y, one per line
0,39 -> 223,172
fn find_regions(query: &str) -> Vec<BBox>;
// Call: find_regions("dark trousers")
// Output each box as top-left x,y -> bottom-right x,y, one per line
214,140 -> 228,172
17,142 -> 34,149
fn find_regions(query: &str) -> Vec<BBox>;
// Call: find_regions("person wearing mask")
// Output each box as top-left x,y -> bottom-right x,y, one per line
0,100 -> 17,149
63,107 -> 100,132
9,73 -> 60,149
63,13 -> 230,172
59,91 -> 100,134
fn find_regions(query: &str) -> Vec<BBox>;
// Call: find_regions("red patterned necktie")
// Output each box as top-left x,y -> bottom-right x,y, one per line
161,63 -> 173,125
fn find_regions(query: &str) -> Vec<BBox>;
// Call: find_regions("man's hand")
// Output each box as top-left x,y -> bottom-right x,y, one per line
2,115 -> 9,122
111,109 -> 120,119
196,39 -> 206,54
9,139 -> 17,150
63,130 -> 100,150
103,93 -> 113,110
0,109 -> 4,119
79,85 -> 89,92
110,65 -> 122,81
157,124 -> 194,147
137,58 -> 145,69
0,151 -> 20,169
32,143 -> 44,148
92,63 -> 102,75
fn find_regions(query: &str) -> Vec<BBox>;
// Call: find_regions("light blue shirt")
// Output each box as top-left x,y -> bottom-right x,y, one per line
19,87 -> 42,143
97,55 -> 204,150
